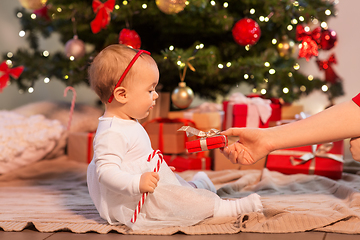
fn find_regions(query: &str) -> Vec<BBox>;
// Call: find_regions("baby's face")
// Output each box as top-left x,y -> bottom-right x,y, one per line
124,57 -> 159,120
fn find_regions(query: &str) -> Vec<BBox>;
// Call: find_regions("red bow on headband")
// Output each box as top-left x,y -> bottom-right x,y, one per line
0,61 -> 24,92
316,54 -> 341,84
90,0 -> 115,34
296,25 -> 321,61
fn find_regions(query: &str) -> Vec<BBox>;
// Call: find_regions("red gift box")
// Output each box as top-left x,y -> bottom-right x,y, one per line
163,154 -> 211,172
266,141 -> 344,179
185,135 -> 228,153
223,101 -> 270,129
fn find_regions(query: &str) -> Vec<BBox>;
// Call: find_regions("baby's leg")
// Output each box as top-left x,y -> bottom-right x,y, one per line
213,193 -> 263,217
188,172 -> 217,193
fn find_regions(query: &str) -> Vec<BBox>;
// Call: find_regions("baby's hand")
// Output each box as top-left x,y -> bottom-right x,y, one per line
139,172 -> 159,193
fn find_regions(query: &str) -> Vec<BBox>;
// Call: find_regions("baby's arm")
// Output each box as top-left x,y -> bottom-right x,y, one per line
350,137 -> 360,162
139,172 -> 159,193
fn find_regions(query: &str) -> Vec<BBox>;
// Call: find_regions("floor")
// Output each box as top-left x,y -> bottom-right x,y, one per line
1,227 -> 359,240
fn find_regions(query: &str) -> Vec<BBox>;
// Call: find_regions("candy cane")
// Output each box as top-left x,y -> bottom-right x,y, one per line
63,86 -> 77,131
131,150 -> 163,223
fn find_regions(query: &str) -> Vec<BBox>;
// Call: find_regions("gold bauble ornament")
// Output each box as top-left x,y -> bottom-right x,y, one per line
65,35 -> 86,60
277,36 -> 295,59
156,0 -> 186,14
171,82 -> 194,109
19,0 -> 47,10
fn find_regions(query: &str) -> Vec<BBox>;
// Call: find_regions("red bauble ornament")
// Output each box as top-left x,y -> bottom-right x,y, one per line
119,29 -> 141,49
320,29 -> 337,50
232,18 -> 261,46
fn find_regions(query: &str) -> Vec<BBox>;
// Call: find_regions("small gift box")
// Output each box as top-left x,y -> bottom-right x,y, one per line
143,118 -> 195,154
168,102 -> 224,132
266,141 -> 344,179
67,132 -> 95,163
163,153 -> 211,172
178,126 -> 228,153
223,92 -> 272,129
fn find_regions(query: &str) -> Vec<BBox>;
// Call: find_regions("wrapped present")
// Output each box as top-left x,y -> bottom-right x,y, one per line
281,104 -> 304,119
223,92 -> 272,129
178,126 -> 228,153
143,118 -> 195,154
67,132 -> 95,163
266,141 -> 344,179
168,102 -> 224,132
163,153 -> 211,172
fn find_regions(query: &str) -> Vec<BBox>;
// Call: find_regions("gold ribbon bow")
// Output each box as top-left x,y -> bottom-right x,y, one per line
178,126 -> 222,152
271,142 -> 343,175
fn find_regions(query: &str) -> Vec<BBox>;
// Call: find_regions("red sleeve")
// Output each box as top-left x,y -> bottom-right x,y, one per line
352,93 -> 360,106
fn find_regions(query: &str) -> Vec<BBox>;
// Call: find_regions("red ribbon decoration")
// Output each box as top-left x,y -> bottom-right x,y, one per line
296,25 -> 321,61
90,0 -> 115,34
0,61 -> 24,92
316,54 -> 341,84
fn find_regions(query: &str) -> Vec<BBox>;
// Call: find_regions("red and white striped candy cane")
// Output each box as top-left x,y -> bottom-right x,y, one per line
130,149 -> 163,223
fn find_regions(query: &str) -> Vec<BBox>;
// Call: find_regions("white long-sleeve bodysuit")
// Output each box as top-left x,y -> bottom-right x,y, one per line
87,117 -> 220,230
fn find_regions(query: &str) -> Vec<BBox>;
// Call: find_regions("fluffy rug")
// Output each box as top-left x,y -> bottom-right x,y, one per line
1,156 -> 360,235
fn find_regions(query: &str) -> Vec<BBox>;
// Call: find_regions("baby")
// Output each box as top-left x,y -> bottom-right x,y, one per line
86,44 -> 263,230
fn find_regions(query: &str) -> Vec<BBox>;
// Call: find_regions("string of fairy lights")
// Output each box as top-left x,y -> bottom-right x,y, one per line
4,0 -> 338,96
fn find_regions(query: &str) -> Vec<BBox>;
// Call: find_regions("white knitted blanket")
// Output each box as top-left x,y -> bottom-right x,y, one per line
0,111 -> 64,174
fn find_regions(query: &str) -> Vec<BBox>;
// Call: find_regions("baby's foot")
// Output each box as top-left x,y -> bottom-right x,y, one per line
236,193 -> 263,213
190,171 -> 217,193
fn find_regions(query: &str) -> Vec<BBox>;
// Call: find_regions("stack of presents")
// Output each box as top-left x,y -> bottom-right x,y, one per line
68,92 -> 344,180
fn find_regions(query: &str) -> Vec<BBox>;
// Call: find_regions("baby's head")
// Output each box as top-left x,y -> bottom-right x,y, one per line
88,44 -> 156,103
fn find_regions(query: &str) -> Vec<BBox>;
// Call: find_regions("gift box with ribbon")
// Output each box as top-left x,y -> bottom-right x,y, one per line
67,132 -> 95,163
163,153 -> 211,172
143,118 -> 195,154
178,126 -> 228,153
223,92 -> 273,129
266,141 -> 344,179
168,102 -> 224,132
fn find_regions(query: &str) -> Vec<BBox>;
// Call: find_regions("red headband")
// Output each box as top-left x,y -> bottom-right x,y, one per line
108,49 -> 151,103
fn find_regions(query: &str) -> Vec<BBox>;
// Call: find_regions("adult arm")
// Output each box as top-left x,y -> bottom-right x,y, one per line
221,94 -> 360,165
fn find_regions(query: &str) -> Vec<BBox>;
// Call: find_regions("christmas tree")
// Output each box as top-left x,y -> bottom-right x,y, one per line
1,0 -> 343,107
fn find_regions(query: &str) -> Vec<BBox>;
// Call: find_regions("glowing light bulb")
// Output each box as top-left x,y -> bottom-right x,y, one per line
226,62 -> 231,67
283,87 -> 289,94
308,75 -> 314,81
325,9 -> 331,15
19,30 -> 25,37
264,62 -> 270,67
43,50 -> 49,57
218,64 -> 224,69
269,69 -> 276,74
250,8 -> 255,14
223,2 -> 228,8
261,89 -> 267,95
44,77 -> 50,83
142,4 -> 147,9
244,74 -> 249,79
169,45 -> 174,51
28,87 -> 34,93
322,85 -> 328,92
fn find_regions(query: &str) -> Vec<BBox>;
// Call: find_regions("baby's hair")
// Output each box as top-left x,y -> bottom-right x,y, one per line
88,44 -> 140,103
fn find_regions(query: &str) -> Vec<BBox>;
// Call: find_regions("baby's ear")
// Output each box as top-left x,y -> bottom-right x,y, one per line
113,87 -> 127,103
